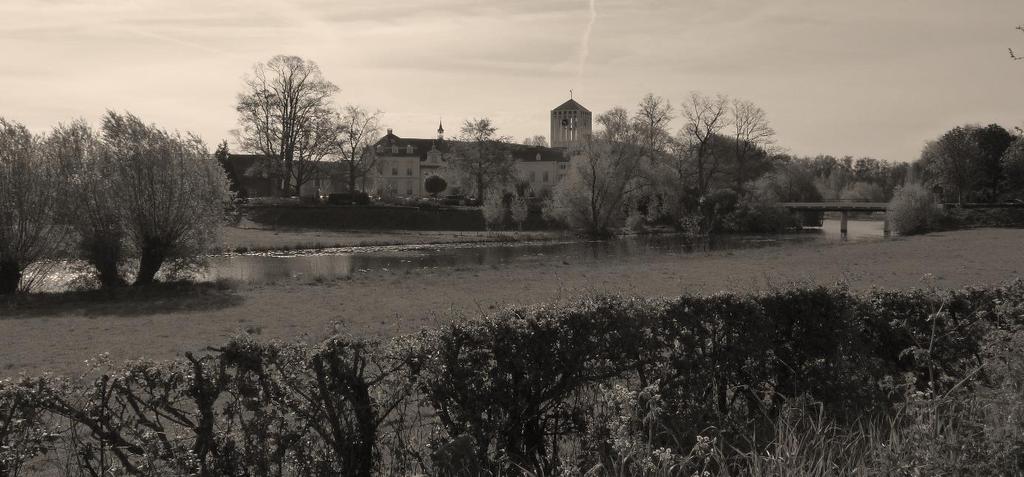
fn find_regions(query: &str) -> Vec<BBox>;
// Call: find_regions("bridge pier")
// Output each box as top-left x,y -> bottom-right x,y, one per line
840,210 -> 848,240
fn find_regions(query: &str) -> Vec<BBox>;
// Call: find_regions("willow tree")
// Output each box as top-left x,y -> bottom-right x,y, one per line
47,121 -> 127,287
102,112 -> 231,285
0,119 -> 68,294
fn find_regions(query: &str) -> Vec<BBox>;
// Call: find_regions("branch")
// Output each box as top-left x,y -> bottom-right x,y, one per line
1012,25 -> 1024,60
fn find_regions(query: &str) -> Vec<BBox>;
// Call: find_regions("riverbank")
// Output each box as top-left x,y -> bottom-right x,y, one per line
219,224 -> 569,253
2,228 -> 1023,376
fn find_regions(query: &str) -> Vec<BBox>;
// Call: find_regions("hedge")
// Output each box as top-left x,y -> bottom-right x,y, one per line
2,282 -> 1023,476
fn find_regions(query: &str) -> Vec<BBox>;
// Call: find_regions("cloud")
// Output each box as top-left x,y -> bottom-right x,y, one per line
576,0 -> 597,84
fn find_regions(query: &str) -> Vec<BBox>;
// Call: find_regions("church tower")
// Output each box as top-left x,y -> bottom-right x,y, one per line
550,96 -> 592,149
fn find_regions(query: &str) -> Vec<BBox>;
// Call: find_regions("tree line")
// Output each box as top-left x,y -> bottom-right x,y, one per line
542,93 -> 916,236
0,113 -> 230,294
912,123 -> 1023,204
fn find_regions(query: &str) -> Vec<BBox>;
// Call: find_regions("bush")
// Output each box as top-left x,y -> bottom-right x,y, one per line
887,183 -> 945,235
4,283 -> 1024,475
481,193 -> 506,229
424,175 -> 447,197
327,192 -> 371,205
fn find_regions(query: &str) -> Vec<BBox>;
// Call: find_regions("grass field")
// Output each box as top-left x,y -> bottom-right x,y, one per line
2,227 -> 1023,377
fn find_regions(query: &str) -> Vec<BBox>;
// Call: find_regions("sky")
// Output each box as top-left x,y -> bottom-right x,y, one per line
1,0 -> 1022,162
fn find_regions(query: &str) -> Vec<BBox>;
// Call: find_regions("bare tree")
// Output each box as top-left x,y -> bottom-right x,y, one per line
678,92 -> 731,196
102,112 -> 231,285
235,55 -> 340,196
0,119 -> 69,294
337,105 -> 382,193
449,118 -> 515,201
633,93 -> 674,154
523,135 -> 548,147
730,98 -> 776,194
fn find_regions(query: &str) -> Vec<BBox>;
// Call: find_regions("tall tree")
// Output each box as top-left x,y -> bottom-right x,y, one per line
730,98 -> 775,194
234,55 -> 339,196
337,105 -> 382,193
678,92 -> 731,197
1001,138 -> 1024,198
449,118 -> 515,201
970,123 -> 1015,200
919,126 -> 982,204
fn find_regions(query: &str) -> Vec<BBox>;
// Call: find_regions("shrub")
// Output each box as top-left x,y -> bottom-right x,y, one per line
328,192 -> 371,205
509,196 -> 529,230
424,175 -> 447,197
887,183 -> 944,235
4,283 -> 1024,475
480,193 -> 506,229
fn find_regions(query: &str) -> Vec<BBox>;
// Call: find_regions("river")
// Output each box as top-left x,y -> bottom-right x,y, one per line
26,219 -> 885,291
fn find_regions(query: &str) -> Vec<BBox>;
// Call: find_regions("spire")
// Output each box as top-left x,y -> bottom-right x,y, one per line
437,119 -> 445,139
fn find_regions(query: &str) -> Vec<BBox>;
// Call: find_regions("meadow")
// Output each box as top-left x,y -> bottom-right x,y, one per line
2,227 -> 1022,378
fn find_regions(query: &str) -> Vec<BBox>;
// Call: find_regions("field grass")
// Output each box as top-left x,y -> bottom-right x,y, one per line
1,227 -> 1022,377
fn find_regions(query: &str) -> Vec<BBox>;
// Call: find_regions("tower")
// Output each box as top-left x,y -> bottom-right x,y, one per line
550,96 -> 592,149
437,120 -> 445,140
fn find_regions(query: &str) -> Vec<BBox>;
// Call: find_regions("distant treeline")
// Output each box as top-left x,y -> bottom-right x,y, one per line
4,282 -> 1023,476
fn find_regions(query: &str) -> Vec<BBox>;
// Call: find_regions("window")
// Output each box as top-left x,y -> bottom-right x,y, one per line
529,171 -> 536,181
542,171 -> 549,183
406,167 -> 413,176
406,145 -> 414,154
559,163 -> 567,170
391,145 -> 398,154
391,167 -> 398,176
558,173 -> 566,181
406,185 -> 413,195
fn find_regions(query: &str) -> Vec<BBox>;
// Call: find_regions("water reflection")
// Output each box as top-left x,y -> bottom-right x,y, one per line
200,219 -> 885,285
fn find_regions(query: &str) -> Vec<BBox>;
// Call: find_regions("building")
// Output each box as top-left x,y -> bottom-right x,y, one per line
550,98 -> 592,149
219,153 -> 350,198
367,97 -> 593,198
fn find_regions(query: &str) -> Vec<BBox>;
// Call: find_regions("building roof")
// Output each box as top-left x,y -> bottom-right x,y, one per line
552,98 -> 590,113
373,130 -> 569,163
222,153 -> 347,178
374,130 -> 452,160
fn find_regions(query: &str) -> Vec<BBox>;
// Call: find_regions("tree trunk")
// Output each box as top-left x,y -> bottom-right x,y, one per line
134,244 -> 167,286
82,232 -> 125,288
349,160 -> 357,194
0,260 -> 22,295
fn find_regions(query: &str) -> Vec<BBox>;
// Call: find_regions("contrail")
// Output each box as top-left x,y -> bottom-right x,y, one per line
576,0 -> 597,84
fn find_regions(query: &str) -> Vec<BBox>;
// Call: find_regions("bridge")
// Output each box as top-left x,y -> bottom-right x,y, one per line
780,201 -> 889,238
